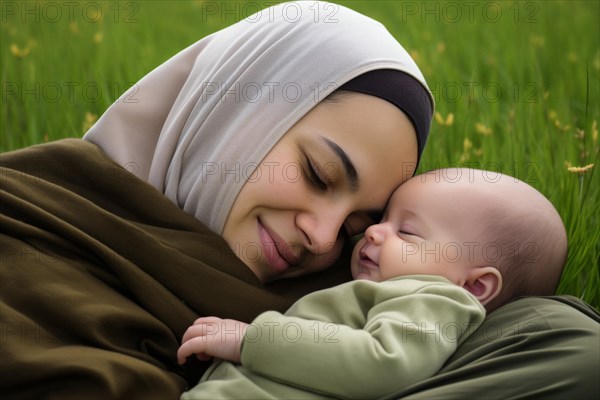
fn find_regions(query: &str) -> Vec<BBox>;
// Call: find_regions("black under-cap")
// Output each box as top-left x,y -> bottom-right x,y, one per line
339,69 -> 434,166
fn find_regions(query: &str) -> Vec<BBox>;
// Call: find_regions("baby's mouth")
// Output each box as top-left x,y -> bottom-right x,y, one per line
359,245 -> 379,269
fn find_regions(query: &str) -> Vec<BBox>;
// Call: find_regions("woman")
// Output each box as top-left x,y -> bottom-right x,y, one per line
82,4 -> 433,285
82,0 -> 435,285
1,2 -> 597,399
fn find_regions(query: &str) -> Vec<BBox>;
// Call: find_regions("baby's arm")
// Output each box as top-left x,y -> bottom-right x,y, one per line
240,277 -> 485,399
178,277 -> 485,400
177,316 -> 249,365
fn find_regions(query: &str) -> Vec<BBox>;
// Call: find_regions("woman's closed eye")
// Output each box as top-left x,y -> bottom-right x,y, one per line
304,155 -> 327,191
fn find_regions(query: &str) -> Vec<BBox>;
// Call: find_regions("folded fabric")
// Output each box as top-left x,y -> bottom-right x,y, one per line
0,139 -> 351,399
389,295 -> 600,399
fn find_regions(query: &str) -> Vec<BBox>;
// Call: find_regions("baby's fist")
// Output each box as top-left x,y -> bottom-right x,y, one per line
178,317 -> 249,364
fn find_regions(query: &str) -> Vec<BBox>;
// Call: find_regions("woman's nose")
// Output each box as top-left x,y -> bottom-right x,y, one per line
296,207 -> 347,255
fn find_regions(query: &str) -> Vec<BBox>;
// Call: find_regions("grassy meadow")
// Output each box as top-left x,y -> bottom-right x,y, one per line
2,0 -> 599,308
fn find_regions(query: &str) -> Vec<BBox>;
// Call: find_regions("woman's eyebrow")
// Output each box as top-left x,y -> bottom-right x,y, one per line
320,136 -> 359,191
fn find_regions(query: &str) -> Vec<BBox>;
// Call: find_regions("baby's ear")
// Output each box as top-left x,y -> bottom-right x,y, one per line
463,267 -> 502,305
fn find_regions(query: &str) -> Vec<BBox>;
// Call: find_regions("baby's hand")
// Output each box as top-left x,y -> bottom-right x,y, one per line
177,316 -> 249,365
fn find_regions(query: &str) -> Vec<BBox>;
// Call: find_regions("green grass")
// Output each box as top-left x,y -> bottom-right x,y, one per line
2,0 -> 599,308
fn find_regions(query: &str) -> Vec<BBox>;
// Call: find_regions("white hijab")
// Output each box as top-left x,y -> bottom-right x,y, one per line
84,1 -> 432,234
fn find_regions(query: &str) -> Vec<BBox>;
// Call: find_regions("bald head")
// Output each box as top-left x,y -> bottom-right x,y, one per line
416,168 -> 568,311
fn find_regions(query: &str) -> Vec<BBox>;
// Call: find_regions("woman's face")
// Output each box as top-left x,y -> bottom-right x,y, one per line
222,93 -> 418,282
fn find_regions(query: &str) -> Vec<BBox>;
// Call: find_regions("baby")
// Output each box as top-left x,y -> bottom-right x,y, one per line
177,168 -> 567,399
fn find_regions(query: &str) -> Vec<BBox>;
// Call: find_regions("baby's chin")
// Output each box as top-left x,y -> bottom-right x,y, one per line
350,261 -> 375,281
353,271 -> 374,281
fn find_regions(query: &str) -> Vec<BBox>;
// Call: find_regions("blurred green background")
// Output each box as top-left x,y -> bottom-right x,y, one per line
2,0 -> 599,308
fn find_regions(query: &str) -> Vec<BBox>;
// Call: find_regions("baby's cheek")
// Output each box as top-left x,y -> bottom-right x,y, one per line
388,239 -> 412,261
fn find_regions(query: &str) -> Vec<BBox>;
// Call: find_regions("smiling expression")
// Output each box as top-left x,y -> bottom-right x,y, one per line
351,174 -> 484,284
221,93 -> 418,282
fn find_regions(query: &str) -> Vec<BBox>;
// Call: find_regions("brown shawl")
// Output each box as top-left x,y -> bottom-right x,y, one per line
0,139 -> 351,399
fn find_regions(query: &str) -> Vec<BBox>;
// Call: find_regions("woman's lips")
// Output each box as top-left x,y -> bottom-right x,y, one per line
257,219 -> 299,273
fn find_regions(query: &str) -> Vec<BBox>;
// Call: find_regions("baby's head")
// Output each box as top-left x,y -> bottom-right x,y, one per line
351,168 -> 567,312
